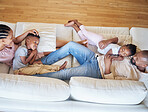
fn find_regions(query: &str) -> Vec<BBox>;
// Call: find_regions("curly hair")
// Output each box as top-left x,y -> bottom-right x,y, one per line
125,44 -> 137,56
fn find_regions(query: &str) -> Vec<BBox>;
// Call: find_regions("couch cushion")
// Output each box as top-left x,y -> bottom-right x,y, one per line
70,77 -> 147,104
0,73 -> 70,101
0,63 -> 10,74
15,22 -> 56,52
130,27 -> 148,50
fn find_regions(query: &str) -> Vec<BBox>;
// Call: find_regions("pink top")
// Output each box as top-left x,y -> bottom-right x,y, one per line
0,43 -> 15,65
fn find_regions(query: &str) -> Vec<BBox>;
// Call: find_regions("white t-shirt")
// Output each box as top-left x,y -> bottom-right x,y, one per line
96,55 -> 141,81
13,45 -> 28,70
97,44 -> 121,55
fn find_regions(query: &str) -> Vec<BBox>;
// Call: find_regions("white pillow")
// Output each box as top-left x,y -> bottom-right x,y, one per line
15,22 -> 56,52
130,27 -> 148,50
0,73 -> 70,101
70,77 -> 147,104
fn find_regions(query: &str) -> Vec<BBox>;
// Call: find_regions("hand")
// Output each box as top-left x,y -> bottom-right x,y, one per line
104,54 -> 113,74
98,40 -> 109,49
26,29 -> 39,36
31,49 -> 38,56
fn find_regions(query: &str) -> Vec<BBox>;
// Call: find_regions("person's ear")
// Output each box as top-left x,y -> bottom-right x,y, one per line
26,38 -> 30,43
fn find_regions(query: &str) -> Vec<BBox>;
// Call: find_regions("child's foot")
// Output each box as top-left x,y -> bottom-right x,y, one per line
78,39 -> 88,47
59,61 -> 68,70
68,19 -> 78,23
64,21 -> 75,27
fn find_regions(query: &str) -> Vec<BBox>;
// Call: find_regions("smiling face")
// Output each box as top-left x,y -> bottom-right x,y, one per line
118,46 -> 131,57
131,51 -> 148,68
0,29 -> 13,51
26,36 -> 39,50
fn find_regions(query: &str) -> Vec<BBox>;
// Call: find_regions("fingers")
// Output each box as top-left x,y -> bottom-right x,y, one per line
28,29 -> 39,36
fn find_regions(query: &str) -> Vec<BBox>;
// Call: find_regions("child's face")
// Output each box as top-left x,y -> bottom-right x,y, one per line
118,46 -> 131,57
26,36 -> 39,50
0,29 -> 13,51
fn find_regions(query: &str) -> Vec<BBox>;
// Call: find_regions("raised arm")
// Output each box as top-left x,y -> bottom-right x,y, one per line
99,37 -> 118,49
13,29 -> 39,44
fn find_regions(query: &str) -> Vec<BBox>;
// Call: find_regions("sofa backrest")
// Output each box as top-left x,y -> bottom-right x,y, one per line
130,27 -> 148,50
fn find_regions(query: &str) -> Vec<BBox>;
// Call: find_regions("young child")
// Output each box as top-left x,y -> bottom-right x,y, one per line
13,33 -> 67,75
0,24 -> 39,65
64,20 -> 137,61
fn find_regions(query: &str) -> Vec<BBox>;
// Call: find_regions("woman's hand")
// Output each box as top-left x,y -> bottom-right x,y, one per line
26,29 -> 39,36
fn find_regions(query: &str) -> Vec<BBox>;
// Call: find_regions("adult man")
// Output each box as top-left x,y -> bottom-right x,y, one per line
33,41 -> 148,80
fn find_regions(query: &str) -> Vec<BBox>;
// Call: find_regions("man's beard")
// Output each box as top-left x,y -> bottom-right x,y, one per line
130,57 -> 136,66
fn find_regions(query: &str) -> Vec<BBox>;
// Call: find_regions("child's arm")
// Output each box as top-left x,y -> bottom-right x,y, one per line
105,49 -> 124,61
112,56 -> 124,61
13,29 -> 39,44
99,37 -> 118,49
20,50 -> 37,65
29,50 -> 37,65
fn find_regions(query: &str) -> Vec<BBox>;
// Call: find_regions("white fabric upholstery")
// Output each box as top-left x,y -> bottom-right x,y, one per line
15,22 -> 56,52
0,63 -> 9,74
0,98 -> 148,112
130,27 -> 148,50
0,73 -> 70,101
70,77 -> 147,104
139,72 -> 148,107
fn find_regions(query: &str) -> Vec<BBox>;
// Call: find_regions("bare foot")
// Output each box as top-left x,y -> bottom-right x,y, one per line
59,61 -> 68,70
33,60 -> 43,64
68,19 -> 78,23
77,39 -> 88,47
64,21 -> 75,27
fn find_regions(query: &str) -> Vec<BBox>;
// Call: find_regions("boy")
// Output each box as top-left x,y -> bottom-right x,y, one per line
13,33 -> 67,75
65,20 -> 137,61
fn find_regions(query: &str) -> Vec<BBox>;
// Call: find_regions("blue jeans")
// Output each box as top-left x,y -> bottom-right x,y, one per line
33,41 -> 102,80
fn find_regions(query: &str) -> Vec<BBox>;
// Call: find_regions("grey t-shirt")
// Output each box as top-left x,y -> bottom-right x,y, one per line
13,45 -> 28,70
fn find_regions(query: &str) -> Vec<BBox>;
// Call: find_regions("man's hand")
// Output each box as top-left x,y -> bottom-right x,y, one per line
104,54 -> 113,74
99,40 -> 109,49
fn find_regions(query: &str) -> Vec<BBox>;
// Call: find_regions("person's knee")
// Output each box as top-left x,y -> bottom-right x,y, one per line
66,41 -> 77,46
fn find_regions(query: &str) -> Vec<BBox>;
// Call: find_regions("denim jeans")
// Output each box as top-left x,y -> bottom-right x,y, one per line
33,41 -> 102,80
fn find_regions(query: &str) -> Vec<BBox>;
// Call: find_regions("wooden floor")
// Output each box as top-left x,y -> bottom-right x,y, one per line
0,0 -> 148,28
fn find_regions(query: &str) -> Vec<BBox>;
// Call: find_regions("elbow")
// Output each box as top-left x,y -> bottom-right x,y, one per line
115,37 -> 118,43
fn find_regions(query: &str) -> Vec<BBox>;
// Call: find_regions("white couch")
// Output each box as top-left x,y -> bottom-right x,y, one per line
0,21 -> 148,112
